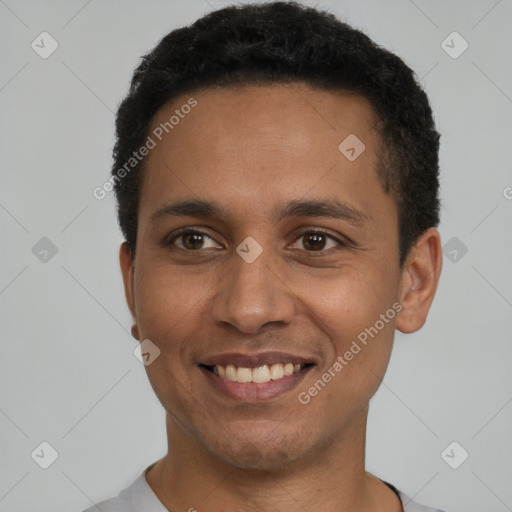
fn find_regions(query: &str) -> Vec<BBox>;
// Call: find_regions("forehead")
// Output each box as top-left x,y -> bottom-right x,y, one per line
151,83 -> 379,150
139,83 -> 389,223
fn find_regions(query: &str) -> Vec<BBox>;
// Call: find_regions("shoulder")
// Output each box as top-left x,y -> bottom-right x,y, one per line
397,488 -> 447,512
80,464 -> 166,512
81,495 -> 121,512
383,480 -> 446,512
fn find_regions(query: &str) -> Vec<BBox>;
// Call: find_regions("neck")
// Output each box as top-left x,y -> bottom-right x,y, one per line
146,406 -> 402,512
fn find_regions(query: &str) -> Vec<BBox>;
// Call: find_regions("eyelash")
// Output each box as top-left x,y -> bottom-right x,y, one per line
165,227 -> 348,253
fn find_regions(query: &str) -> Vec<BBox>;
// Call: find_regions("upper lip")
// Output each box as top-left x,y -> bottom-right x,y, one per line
200,351 -> 317,368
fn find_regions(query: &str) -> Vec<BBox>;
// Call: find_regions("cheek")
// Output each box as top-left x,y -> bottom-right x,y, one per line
132,263 -> 209,390
134,263 -> 201,338
134,266 -> 201,422
303,269 -> 397,388
300,266 -> 391,340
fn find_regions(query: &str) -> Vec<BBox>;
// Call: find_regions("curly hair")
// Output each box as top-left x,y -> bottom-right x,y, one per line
111,1 -> 440,267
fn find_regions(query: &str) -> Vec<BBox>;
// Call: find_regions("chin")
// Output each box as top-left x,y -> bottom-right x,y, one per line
211,443 -> 301,471
200,425 -> 311,471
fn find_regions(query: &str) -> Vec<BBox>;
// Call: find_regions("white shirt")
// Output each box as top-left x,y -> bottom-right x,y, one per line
82,464 -> 446,512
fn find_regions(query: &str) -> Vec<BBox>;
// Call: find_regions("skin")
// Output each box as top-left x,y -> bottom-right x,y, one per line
120,83 -> 442,512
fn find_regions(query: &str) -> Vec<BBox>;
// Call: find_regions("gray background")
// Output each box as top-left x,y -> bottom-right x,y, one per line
1,0 -> 511,511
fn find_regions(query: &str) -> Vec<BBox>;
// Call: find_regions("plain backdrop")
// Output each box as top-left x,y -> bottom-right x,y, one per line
1,1 -> 511,511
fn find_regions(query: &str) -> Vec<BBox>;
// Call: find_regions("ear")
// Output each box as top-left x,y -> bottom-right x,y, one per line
396,227 -> 443,334
119,242 -> 140,340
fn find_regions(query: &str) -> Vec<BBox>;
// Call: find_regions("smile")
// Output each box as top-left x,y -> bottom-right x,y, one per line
199,352 -> 317,401
204,363 -> 309,383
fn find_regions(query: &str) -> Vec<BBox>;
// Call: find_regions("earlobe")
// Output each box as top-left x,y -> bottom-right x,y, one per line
131,324 -> 140,340
119,242 -> 139,340
396,227 -> 443,334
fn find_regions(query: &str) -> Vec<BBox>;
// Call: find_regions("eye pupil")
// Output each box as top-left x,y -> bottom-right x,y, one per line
303,233 -> 326,251
173,230 -> 336,252
182,232 -> 204,250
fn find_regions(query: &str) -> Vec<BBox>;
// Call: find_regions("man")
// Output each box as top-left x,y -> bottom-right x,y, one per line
84,2 -> 445,510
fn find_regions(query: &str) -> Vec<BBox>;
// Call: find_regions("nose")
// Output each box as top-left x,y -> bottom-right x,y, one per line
210,247 -> 296,335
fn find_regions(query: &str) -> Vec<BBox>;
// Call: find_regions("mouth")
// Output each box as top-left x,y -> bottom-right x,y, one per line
199,353 -> 316,401
201,362 -> 313,383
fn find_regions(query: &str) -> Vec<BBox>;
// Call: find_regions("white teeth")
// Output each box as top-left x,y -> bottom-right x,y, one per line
284,363 -> 294,376
225,364 -> 237,381
269,363 -> 284,380
252,365 -> 271,383
211,362 -> 305,383
236,367 -> 252,383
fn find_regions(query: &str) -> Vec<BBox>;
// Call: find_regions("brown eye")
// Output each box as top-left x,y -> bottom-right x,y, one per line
291,230 -> 342,252
181,232 -> 206,250
168,229 -> 221,251
303,232 -> 327,251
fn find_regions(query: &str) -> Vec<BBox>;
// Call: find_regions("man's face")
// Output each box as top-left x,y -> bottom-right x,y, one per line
123,84 -> 405,469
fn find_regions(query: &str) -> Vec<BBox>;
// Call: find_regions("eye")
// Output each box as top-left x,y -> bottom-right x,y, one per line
167,229 -> 221,251
165,228 -> 347,253
290,229 -> 345,252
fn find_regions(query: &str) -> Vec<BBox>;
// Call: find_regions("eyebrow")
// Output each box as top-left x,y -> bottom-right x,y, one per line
150,198 -> 369,226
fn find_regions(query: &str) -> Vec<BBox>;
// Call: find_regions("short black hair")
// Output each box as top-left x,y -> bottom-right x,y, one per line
112,0 -> 440,267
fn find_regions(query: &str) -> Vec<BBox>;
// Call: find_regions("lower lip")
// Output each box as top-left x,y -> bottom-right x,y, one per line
200,366 -> 313,402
